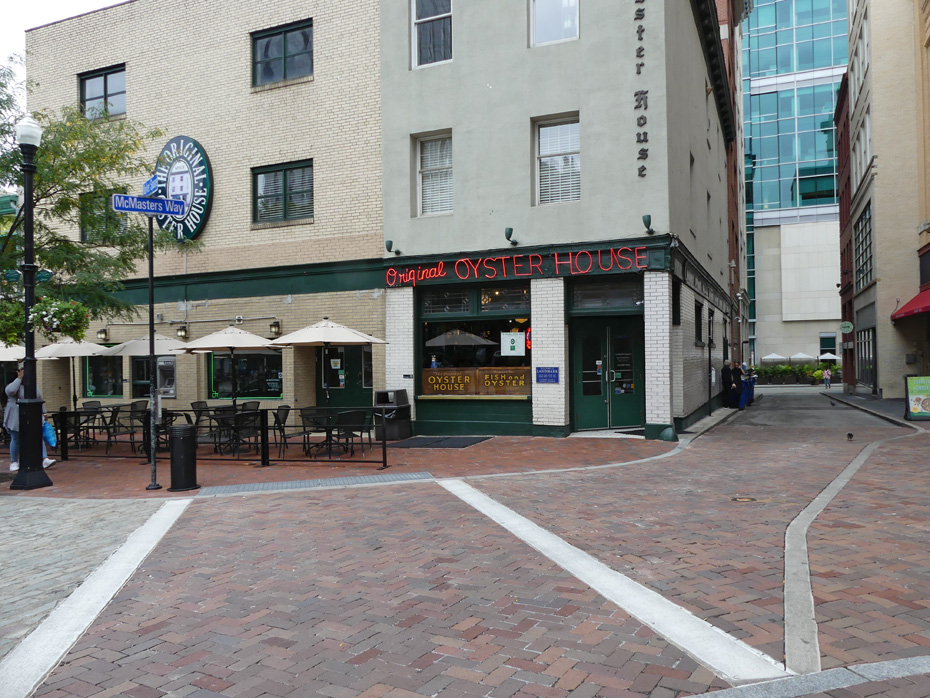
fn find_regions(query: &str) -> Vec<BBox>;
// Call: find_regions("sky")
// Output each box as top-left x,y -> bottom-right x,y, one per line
2,1 -> 124,107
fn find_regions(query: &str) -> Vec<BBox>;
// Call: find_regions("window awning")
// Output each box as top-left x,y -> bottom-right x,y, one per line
891,288 -> 930,321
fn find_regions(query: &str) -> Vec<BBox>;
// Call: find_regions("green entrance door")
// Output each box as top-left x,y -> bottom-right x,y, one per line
316,345 -> 373,408
571,317 -> 644,430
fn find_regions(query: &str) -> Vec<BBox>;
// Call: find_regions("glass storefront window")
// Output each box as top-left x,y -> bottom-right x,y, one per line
480,286 -> 530,313
210,351 -> 283,399
422,319 -> 531,396
84,355 -> 123,398
131,357 -> 151,399
421,288 -> 471,315
571,278 -> 642,310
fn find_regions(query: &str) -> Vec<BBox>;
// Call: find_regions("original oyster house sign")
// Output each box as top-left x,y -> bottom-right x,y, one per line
154,135 -> 213,240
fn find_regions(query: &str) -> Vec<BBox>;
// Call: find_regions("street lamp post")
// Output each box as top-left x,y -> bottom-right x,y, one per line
11,115 -> 52,490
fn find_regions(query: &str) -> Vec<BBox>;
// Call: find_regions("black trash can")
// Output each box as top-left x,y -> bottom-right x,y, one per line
374,389 -> 412,441
168,424 -> 200,492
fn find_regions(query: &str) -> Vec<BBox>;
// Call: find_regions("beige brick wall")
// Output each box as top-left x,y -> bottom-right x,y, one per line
25,0 -> 383,274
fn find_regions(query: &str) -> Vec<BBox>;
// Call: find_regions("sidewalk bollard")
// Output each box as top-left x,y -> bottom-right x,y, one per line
168,424 -> 199,492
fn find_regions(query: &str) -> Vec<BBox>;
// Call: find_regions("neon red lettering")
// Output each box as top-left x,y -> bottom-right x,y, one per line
454,259 -> 470,279
529,254 -> 544,276
597,249 -> 614,271
634,246 -> 648,269
512,255 -> 530,276
497,256 -> 508,278
386,268 -> 397,286
575,250 -> 593,274
482,258 -> 498,279
614,247 -> 633,270
466,258 -> 481,279
554,252 -> 573,275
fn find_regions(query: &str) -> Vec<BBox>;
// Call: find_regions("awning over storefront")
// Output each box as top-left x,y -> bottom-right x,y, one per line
892,289 -> 930,321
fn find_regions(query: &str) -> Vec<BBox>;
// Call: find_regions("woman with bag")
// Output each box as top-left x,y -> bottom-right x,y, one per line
4,365 -> 56,472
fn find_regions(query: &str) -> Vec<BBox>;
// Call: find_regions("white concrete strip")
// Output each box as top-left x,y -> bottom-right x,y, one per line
439,479 -> 790,685
0,498 -> 192,698
783,428 -> 922,675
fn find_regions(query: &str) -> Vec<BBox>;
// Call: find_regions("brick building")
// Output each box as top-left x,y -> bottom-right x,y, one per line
26,0 -> 745,439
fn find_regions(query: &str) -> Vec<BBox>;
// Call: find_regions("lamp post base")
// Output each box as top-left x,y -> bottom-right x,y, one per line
10,468 -> 53,490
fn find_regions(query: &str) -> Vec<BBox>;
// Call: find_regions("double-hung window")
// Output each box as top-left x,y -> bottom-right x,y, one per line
537,119 -> 580,204
253,161 -> 314,223
252,20 -> 313,86
532,0 -> 579,46
414,0 -> 452,67
418,136 -> 453,215
80,66 -> 125,118
80,188 -> 127,242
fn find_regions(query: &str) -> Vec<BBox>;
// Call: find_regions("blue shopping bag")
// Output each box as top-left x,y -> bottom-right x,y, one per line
42,419 -> 57,448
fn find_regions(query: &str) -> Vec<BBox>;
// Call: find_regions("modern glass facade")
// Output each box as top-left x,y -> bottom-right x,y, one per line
741,0 -> 848,360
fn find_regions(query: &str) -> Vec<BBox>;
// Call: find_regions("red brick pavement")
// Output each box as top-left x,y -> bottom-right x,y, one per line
0,436 -> 673,499
809,432 -> 930,670
471,421 -> 904,666
32,486 -> 730,698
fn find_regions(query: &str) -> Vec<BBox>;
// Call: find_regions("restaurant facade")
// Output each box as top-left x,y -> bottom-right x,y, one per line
25,0 -> 743,440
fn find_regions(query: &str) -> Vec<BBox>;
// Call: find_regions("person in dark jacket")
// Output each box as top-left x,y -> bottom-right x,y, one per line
731,361 -> 745,408
4,365 -> 55,471
721,360 -> 735,408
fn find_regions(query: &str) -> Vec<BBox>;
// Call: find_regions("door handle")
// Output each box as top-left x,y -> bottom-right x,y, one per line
609,370 -> 617,382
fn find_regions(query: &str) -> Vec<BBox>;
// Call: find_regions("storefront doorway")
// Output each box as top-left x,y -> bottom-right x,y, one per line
316,345 -> 373,408
571,317 -> 644,430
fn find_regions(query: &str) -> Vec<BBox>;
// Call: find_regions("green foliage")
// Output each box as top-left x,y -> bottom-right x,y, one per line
29,298 -> 90,342
0,57 -> 198,344
813,369 -> 824,380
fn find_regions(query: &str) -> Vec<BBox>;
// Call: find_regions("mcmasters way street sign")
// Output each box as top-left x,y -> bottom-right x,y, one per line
111,194 -> 186,217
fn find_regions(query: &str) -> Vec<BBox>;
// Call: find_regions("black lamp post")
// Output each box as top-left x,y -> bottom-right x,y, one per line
11,115 -> 51,490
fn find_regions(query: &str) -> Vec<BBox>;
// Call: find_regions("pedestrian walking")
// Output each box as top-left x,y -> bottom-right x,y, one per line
4,365 -> 55,472
731,361 -> 745,409
823,366 -> 832,390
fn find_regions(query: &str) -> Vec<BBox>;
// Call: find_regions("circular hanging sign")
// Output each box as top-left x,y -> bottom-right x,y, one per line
153,135 -> 213,240
839,321 -> 854,334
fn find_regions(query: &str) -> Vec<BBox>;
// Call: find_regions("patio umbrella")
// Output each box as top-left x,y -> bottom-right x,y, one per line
0,343 -> 25,362
35,337 -> 107,410
425,329 -> 497,347
790,352 -> 815,361
177,326 -> 274,408
99,332 -> 188,357
760,353 -> 786,361
818,352 -> 841,361
270,318 -> 387,347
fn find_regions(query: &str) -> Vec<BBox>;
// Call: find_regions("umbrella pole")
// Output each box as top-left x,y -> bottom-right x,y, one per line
230,348 -> 237,410
71,356 -> 78,411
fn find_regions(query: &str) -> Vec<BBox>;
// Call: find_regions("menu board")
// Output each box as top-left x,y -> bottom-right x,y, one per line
905,376 -> 930,420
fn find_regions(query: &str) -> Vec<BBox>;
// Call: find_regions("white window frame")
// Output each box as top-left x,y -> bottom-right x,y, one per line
417,135 -> 453,216
531,0 -> 580,47
412,0 -> 452,69
535,118 -> 581,206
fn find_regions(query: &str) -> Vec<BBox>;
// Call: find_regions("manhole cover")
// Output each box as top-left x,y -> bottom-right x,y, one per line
730,496 -> 758,502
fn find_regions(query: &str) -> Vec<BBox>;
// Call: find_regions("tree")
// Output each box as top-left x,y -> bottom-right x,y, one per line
0,58 -> 194,345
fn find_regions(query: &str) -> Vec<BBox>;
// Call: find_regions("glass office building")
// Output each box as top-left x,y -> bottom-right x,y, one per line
742,0 -> 848,359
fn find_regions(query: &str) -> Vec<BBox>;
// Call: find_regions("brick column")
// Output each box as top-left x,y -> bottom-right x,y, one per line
644,271 -> 675,439
385,286 -> 416,419
531,278 -> 569,427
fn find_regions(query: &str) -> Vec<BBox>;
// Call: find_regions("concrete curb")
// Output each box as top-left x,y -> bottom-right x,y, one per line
821,393 -> 921,430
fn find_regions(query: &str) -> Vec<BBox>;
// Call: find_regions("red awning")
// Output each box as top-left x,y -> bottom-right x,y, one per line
892,288 -> 930,320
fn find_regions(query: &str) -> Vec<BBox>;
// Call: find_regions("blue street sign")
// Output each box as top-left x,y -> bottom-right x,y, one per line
142,174 -> 158,197
111,194 -> 186,217
536,367 -> 559,384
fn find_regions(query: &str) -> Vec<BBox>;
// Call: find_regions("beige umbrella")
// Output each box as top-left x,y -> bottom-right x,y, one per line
425,329 -> 497,347
0,343 -> 25,363
36,337 -> 107,410
99,332 -> 188,357
177,326 -> 275,408
270,318 -> 386,347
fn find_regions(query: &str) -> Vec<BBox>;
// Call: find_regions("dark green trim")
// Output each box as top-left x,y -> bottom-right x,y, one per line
414,419 -> 570,438
117,257 -> 384,305
645,423 -> 678,442
673,392 -> 728,432
386,235 -> 673,289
